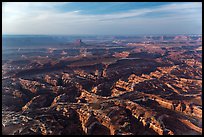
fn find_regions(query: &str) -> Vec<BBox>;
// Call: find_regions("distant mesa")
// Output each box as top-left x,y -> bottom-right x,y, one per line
196,37 -> 202,41
74,39 -> 86,46
61,51 -> 67,55
174,35 -> 189,41
113,51 -> 130,58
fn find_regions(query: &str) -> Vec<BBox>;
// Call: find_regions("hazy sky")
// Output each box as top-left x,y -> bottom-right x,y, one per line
2,2 -> 202,35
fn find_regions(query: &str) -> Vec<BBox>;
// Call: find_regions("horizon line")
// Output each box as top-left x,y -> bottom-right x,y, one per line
2,34 -> 202,36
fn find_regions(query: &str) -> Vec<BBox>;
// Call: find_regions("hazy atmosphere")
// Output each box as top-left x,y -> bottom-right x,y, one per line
2,2 -> 202,35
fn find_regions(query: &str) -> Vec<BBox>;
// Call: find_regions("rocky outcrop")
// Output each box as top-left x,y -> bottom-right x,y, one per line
44,75 -> 58,86
19,78 -> 44,94
22,95 -> 54,112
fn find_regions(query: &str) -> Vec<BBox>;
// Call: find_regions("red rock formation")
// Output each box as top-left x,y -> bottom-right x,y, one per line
113,51 -> 130,58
